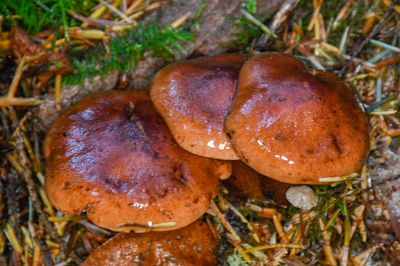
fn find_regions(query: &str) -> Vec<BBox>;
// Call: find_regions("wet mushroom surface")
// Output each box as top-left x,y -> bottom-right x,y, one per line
44,90 -> 230,232
225,52 -> 370,184
150,54 -> 246,160
81,220 -> 217,266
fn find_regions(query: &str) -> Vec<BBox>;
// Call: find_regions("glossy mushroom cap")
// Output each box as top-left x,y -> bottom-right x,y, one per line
225,53 -> 369,184
81,221 -> 217,266
150,54 -> 247,160
44,91 -> 230,232
224,161 -> 290,205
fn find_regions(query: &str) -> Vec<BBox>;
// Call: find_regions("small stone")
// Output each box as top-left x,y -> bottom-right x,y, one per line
286,185 -> 318,210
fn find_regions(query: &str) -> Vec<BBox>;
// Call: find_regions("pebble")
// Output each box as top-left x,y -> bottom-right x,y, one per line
286,185 -> 318,210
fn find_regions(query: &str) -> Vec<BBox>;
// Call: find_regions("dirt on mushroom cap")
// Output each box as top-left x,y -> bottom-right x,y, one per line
44,90 -> 228,232
225,52 -> 369,184
150,54 -> 247,160
81,220 -> 217,266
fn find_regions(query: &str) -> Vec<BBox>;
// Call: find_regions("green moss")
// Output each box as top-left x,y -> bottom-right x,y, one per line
226,16 -> 263,53
0,0 -> 96,34
64,23 -> 194,84
244,0 -> 257,14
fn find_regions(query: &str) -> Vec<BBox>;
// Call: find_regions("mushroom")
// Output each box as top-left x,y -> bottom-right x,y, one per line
225,52 -> 369,184
150,54 -> 246,160
223,161 -> 290,205
81,221 -> 217,266
44,90 -> 231,232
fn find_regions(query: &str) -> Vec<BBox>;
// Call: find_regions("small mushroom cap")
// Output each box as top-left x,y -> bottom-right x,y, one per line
81,221 -> 217,266
150,54 -> 247,160
44,91 -> 229,232
225,53 -> 369,184
224,161 -> 290,205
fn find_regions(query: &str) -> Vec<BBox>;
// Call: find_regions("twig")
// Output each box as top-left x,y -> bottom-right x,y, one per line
307,0 -> 323,32
244,243 -> 305,253
370,39 -> 400,53
272,214 -> 289,243
375,56 -> 400,69
69,11 -> 122,27
210,201 -> 241,242
340,183 -> 352,266
124,0 -> 145,16
0,97 -> 42,107
98,0 -> 135,24
256,0 -> 300,48
55,74 -> 62,111
210,201 -> 252,262
7,137 -> 59,242
241,9 -> 277,37
171,12 -> 191,29
5,53 -> 45,103
319,218 -> 338,266
352,8 -> 394,58
332,0 -> 356,30
5,170 -> 23,243
7,57 -> 27,98
339,3 -> 395,75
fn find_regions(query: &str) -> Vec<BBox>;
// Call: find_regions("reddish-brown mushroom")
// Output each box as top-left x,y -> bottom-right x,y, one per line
225,52 -> 369,184
150,54 -> 246,160
81,221 -> 217,266
44,90 -> 230,232
224,161 -> 290,205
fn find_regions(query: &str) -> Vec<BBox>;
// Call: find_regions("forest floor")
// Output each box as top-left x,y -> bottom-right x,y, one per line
0,0 -> 400,265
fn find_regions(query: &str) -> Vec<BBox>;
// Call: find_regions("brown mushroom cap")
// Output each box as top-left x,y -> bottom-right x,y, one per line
81,221 -> 217,266
224,161 -> 290,205
225,52 -> 369,184
44,90 -> 230,232
150,54 -> 246,160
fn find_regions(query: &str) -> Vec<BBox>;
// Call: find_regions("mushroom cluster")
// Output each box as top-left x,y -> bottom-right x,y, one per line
44,52 -> 369,264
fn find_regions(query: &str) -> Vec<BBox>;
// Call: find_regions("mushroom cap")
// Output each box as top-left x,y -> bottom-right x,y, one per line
81,221 -> 217,266
224,161 -> 290,205
225,52 -> 369,184
44,90 -> 229,232
150,54 -> 246,160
